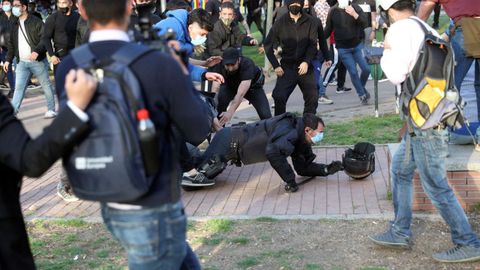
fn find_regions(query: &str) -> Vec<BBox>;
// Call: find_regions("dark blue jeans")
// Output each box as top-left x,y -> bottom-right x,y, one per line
102,201 -> 200,269
451,28 -> 480,119
337,43 -> 370,97
0,49 -> 15,92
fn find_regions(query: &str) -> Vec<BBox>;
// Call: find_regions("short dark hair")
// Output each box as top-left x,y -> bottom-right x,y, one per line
390,0 -> 416,12
82,0 -> 128,25
18,0 -> 29,7
303,113 -> 324,130
2,0 -> 12,3
187,8 -> 213,31
220,2 -> 234,11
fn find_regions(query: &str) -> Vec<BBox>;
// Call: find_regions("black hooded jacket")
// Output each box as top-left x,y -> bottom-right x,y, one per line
233,113 -> 329,184
264,11 -> 318,69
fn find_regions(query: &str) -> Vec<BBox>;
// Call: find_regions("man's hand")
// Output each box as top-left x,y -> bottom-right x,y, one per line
3,61 -> 9,73
275,66 -> 284,77
345,6 -> 359,19
205,56 -> 222,67
29,52 -> 39,61
326,161 -> 344,175
51,56 -> 61,65
167,40 -> 181,51
219,111 -> 233,126
205,72 -> 225,83
65,69 -> 98,111
324,60 -> 332,68
194,44 -> 206,54
250,39 -> 258,45
298,61 -> 308,75
212,117 -> 223,131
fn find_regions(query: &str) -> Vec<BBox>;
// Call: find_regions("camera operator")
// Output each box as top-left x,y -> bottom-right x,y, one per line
129,0 -> 162,37
56,0 -> 215,268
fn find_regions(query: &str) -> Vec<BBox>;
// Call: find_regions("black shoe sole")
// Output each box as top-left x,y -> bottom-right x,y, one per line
181,181 -> 216,187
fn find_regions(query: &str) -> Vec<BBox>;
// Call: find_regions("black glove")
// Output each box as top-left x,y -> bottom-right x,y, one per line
284,181 -> 299,192
326,161 -> 344,175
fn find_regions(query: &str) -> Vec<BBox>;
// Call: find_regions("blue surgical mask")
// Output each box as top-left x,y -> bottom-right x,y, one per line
12,6 -> 22,17
311,132 -> 324,145
191,36 -> 207,46
2,5 -> 11,12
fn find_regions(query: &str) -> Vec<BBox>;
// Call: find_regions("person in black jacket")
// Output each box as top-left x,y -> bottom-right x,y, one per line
207,2 -> 257,57
4,0 -> 57,118
74,0 -> 88,47
182,113 -> 344,191
264,0 -> 319,116
57,0 -> 214,268
0,0 -> 16,97
324,0 -> 371,104
43,0 -> 80,74
0,69 -> 97,270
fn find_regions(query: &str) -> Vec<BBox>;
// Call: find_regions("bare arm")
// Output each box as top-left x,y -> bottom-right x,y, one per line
417,0 -> 436,21
219,80 -> 251,125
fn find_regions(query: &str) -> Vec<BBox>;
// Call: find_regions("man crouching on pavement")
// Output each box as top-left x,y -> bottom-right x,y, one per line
182,113 -> 344,192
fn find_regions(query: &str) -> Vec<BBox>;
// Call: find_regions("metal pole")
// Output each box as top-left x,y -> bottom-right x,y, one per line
264,0 -> 273,69
374,64 -> 379,117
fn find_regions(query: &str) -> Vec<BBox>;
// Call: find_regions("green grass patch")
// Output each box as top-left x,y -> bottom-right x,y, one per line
204,219 -> 234,233
321,114 -> 404,145
230,237 -> 250,245
49,219 -> 88,228
199,236 -> 223,246
237,256 -> 260,269
306,263 -> 324,270
360,267 -> 388,270
95,250 -> 109,258
386,190 -> 393,201
255,216 -> 278,222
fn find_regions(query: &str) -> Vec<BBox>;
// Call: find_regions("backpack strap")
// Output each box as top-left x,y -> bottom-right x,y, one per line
71,44 -> 97,69
110,43 -> 154,67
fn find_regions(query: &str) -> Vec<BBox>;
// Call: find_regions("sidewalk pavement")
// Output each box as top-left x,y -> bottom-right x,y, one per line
17,75 -> 399,222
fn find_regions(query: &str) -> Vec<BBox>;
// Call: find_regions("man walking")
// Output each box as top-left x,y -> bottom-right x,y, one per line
4,0 -> 56,117
369,0 -> 480,263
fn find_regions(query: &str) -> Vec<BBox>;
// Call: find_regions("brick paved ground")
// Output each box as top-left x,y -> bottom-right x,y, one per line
17,78 -> 397,221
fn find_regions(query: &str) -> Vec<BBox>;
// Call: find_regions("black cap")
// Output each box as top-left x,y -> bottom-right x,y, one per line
222,48 -> 240,65
287,0 -> 303,6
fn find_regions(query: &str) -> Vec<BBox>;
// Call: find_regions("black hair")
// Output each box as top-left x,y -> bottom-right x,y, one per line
188,8 -> 213,32
390,0 -> 416,12
220,1 -> 235,11
82,0 -> 128,25
2,0 -> 12,3
303,113 -> 324,130
18,0 -> 29,6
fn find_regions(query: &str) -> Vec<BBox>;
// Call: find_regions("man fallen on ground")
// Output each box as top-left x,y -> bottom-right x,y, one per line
182,113 -> 344,192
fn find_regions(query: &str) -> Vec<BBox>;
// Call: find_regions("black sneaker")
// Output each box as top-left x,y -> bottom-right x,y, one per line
336,87 -> 352,94
284,182 -> 299,192
369,229 -> 411,249
181,172 -> 215,187
433,245 -> 480,263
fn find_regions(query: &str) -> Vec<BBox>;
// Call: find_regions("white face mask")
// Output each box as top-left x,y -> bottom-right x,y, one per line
337,0 -> 349,8
2,5 -> 11,12
191,35 -> 207,46
12,6 -> 22,17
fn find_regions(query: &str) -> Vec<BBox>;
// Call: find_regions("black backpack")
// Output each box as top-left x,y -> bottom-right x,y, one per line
400,18 -> 465,130
64,43 -> 160,202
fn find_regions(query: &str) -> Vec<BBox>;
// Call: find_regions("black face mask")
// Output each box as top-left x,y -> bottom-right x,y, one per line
326,0 -> 337,7
136,2 -> 156,15
226,69 -> 239,75
288,5 -> 302,15
58,7 -> 69,14
303,8 -> 310,14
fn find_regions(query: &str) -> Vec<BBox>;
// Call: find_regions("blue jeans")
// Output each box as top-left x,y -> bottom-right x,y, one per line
102,201 -> 200,270
313,59 -> 327,96
390,128 -> 480,247
337,43 -> 370,97
11,59 -> 55,113
451,28 -> 480,119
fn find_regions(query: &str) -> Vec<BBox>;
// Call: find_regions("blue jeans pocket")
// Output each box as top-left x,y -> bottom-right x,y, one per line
164,209 -> 187,257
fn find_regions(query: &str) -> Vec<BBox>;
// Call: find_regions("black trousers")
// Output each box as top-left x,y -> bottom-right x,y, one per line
0,217 -> 35,270
217,85 -> 272,120
272,66 -> 318,116
247,12 -> 265,40
323,43 -> 347,88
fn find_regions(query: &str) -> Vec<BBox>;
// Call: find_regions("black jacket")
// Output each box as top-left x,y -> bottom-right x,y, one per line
56,40 -> 213,206
0,12 -> 16,48
264,12 -> 318,69
234,113 -> 329,184
75,17 -> 89,47
0,94 -> 90,218
6,14 -> 46,62
207,20 -> 254,57
43,11 -> 80,57
324,5 -> 367,49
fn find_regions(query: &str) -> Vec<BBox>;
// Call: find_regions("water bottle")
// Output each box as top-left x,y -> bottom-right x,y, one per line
137,109 -> 160,176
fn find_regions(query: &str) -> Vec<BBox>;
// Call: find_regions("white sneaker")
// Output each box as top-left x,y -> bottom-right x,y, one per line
44,110 -> 57,118
318,96 -> 334,105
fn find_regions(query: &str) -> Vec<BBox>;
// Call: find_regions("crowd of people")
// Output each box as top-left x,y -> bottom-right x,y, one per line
0,0 -> 479,268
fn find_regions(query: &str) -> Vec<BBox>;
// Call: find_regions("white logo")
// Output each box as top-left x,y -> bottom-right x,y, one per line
75,156 -> 114,170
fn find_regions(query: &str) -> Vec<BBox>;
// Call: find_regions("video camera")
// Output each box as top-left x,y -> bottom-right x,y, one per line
135,1 -> 189,66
